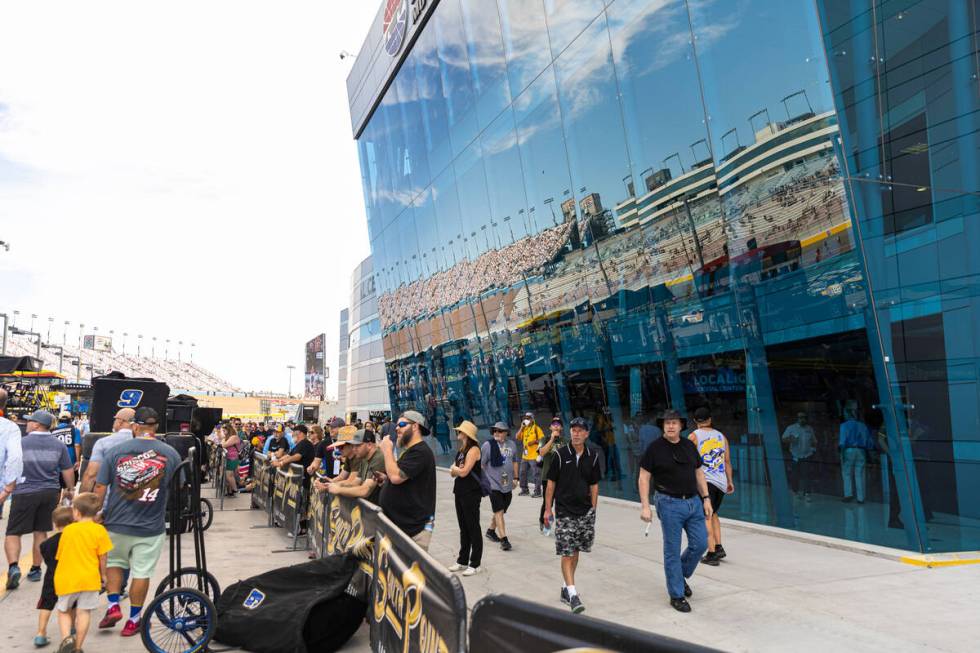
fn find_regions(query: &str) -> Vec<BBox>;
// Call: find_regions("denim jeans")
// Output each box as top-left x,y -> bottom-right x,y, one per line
654,494 -> 708,600
519,459 -> 541,493
841,447 -> 866,501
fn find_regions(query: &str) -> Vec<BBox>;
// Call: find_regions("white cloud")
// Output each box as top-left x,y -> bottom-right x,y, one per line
0,0 -> 380,396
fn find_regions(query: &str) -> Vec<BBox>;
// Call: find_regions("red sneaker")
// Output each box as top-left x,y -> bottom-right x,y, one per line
98,604 -> 122,629
120,618 -> 140,637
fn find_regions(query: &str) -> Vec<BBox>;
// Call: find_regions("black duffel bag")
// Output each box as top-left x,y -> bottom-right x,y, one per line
214,554 -> 366,653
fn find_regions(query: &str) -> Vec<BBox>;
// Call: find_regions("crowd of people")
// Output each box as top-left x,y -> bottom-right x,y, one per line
0,376 -> 749,653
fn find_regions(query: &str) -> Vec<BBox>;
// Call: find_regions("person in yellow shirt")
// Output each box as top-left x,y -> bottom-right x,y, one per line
54,492 -> 113,653
517,412 -> 544,498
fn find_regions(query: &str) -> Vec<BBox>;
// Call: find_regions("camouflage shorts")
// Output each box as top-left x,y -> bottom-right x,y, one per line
555,509 -> 596,556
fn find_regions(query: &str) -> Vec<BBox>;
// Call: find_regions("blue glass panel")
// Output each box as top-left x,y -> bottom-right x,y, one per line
458,0 -> 512,129
513,66 -> 572,238
543,0 -> 605,56
433,0 -> 480,158
481,107 -> 529,249
496,0 -> 552,98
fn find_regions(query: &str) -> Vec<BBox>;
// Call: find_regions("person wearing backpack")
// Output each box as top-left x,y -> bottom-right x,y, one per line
448,420 -> 483,576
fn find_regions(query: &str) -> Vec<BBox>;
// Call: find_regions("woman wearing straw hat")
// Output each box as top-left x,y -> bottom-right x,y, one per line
448,421 -> 483,576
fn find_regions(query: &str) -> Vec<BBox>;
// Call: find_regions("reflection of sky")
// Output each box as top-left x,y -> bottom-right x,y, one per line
362,0 -> 837,292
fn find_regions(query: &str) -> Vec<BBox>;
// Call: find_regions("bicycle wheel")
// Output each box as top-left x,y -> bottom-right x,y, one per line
141,587 -> 216,653
198,498 -> 214,531
154,568 -> 221,602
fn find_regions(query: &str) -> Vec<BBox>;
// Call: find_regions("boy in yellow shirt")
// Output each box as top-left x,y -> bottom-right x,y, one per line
54,492 -> 113,653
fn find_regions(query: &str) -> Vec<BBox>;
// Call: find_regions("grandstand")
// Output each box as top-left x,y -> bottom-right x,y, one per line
2,328 -> 238,394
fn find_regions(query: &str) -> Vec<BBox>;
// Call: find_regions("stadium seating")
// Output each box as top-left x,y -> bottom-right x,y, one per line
2,329 -> 238,393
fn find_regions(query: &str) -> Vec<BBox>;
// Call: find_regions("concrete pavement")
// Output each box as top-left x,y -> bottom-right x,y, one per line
2,472 -> 979,652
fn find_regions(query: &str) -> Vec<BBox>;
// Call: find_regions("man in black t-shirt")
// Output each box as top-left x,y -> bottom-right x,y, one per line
265,426 -> 291,459
543,417 -> 601,615
638,409 -> 711,614
378,410 -> 436,550
272,425 -> 315,474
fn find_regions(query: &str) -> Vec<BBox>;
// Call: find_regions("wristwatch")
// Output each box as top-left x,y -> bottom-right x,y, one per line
701,495 -> 710,501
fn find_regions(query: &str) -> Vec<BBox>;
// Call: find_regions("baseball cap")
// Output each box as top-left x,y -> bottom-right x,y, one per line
569,417 -> 590,429
114,408 -> 136,422
293,424 -> 309,435
328,417 -> 346,428
328,425 -> 359,449
327,429 -> 374,449
26,410 -> 55,429
693,406 -> 711,422
133,407 -> 160,426
491,421 -> 509,432
58,410 -> 72,420
400,410 -> 430,435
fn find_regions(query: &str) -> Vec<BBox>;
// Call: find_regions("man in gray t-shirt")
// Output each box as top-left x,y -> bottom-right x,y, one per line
480,422 -> 521,551
94,407 -> 181,634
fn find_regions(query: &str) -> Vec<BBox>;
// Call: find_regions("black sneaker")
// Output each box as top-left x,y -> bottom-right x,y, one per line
715,544 -> 727,560
684,581 -> 692,597
27,566 -> 42,582
569,594 -> 585,614
531,491 -> 542,499
6,566 -> 20,590
701,551 -> 720,566
485,529 -> 500,543
518,490 -> 530,497
670,597 -> 692,613
500,537 -> 512,551
841,496 -> 854,503
560,587 -> 570,605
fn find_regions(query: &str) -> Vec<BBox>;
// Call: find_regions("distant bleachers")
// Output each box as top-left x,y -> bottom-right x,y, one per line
2,330 -> 238,393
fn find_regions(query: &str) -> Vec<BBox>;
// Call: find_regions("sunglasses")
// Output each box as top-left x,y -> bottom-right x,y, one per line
397,421 -> 410,428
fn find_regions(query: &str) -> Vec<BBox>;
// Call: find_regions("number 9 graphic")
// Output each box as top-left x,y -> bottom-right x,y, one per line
118,389 -> 144,408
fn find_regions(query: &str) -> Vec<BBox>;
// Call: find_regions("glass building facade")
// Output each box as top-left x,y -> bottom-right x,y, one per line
344,255 -> 391,422
349,0 -> 980,553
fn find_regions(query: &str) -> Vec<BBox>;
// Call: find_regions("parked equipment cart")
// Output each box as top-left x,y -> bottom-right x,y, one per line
141,446 -> 220,653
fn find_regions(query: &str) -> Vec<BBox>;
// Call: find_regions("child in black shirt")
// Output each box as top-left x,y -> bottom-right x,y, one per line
35,506 -> 75,647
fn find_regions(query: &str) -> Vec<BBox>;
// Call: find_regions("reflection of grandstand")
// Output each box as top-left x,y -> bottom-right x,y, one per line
2,331 -> 238,393
378,103 -> 856,359
378,221 -> 574,327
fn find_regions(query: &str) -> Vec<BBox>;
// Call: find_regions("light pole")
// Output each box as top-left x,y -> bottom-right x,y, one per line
109,330 -> 115,353
30,314 -> 37,333
122,332 -> 128,355
178,340 -> 183,363
152,336 -> 157,358
165,339 -> 170,361
137,334 -> 143,357
0,312 -> 8,355
287,365 -> 296,398
47,317 -> 53,343
78,323 -> 84,351
63,321 -> 70,348
13,310 -> 19,328
190,342 -> 195,363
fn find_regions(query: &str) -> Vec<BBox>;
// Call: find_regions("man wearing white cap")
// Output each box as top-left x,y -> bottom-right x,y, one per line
51,411 -> 82,472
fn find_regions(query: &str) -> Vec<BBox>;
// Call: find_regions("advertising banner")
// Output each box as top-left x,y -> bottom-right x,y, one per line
324,494 -> 380,600
271,466 -> 288,525
305,333 -> 326,401
276,464 -> 304,533
308,487 -> 330,559
369,513 -> 467,653
469,594 -> 719,653
251,453 -> 271,511
90,377 -> 170,433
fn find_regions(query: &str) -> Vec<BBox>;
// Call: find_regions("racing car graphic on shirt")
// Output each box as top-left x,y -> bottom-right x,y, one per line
115,451 -> 168,499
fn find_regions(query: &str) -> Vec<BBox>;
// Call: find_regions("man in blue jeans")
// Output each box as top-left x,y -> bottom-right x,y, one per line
638,409 -> 711,613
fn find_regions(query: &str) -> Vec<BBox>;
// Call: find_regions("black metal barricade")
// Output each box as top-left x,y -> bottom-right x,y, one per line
469,593 -> 721,653
368,511 -> 468,653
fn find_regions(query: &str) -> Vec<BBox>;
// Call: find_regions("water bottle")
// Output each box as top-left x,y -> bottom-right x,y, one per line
542,514 -> 553,537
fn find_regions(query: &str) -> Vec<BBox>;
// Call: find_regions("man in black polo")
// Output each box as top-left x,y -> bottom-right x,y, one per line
543,416 -> 601,614
639,408 -> 711,613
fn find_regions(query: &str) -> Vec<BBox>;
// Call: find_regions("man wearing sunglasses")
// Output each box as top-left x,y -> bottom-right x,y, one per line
638,409 -> 711,613
378,411 -> 437,550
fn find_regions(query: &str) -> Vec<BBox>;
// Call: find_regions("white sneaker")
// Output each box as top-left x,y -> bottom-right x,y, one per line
447,563 -> 467,572
462,566 -> 481,577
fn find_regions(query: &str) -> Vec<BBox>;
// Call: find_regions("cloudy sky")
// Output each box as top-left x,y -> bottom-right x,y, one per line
0,1 -> 379,396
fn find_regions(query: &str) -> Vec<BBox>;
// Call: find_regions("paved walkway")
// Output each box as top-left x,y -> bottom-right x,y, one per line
2,472 -> 979,652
